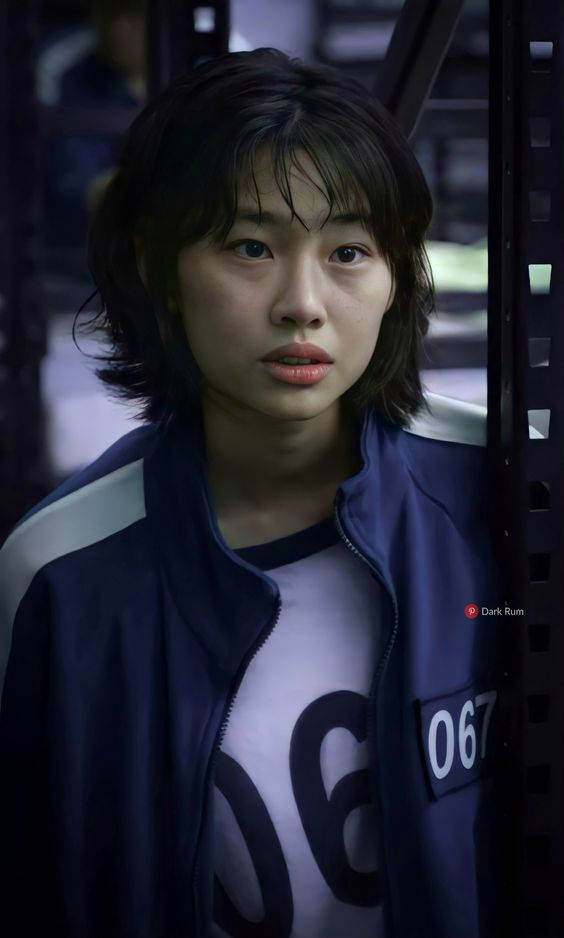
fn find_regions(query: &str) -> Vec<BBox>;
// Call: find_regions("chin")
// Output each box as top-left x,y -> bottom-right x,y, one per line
260,399 -> 337,423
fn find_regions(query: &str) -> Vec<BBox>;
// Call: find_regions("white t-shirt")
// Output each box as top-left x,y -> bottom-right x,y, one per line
210,517 -> 387,938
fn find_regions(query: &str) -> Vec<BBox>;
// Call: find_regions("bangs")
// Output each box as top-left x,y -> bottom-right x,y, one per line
171,120 -> 401,272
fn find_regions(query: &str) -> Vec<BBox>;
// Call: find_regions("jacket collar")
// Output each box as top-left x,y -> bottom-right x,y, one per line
145,403 -> 410,671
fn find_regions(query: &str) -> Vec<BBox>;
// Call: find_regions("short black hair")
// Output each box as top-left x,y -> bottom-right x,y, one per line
79,47 -> 436,431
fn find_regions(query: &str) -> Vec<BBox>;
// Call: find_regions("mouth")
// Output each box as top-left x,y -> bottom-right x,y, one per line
274,357 -> 320,365
261,360 -> 332,386
261,344 -> 334,364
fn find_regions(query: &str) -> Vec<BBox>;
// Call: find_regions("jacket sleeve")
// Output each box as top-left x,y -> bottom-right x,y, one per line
0,567 -> 60,935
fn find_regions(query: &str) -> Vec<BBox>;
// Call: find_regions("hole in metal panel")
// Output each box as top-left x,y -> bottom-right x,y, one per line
529,41 -> 553,59
528,410 -> 551,439
529,480 -> 551,510
528,264 -> 552,295
528,622 -> 550,652
529,116 -> 551,148
529,190 -> 551,221
526,764 -> 550,794
529,41 -> 553,74
194,7 -> 215,31
529,553 -> 551,582
527,694 -> 550,723
528,337 -> 551,367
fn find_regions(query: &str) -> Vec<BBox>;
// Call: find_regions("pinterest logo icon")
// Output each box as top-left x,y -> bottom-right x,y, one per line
465,603 -> 480,619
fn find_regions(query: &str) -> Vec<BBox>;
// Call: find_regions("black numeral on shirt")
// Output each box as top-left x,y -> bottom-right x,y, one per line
213,690 -> 384,936
213,752 -> 293,937
290,690 -> 384,905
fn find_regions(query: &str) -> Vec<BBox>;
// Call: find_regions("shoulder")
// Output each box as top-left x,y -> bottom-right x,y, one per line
403,392 -> 488,447
0,424 -> 161,702
1,424 -> 157,623
402,391 -> 544,447
396,392 -> 538,531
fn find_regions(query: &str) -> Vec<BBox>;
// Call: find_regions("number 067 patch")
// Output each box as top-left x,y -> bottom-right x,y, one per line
414,680 -> 499,799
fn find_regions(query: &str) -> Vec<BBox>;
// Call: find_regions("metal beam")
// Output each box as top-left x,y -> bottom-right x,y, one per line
373,0 -> 466,140
0,0 -> 53,544
488,2 -> 564,935
146,0 -> 230,98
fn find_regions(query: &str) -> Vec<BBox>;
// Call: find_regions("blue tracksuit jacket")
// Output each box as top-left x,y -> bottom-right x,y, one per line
0,393 -> 505,937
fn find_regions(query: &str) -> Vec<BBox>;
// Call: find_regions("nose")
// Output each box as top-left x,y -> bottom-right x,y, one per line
269,257 -> 328,330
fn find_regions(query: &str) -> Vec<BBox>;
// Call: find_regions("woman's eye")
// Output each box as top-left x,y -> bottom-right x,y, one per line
231,240 -> 368,263
331,245 -> 368,264
233,240 -> 271,259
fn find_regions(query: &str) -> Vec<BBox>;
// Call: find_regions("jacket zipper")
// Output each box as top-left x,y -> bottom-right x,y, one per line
192,500 -> 399,935
192,595 -> 283,935
332,500 -> 399,938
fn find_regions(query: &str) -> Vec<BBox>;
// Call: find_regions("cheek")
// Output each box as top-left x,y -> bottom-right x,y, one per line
356,277 -> 393,336
338,295 -> 387,338
178,285 -> 249,359
178,257 -> 257,313
177,267 -> 217,308
339,305 -> 387,373
354,319 -> 384,359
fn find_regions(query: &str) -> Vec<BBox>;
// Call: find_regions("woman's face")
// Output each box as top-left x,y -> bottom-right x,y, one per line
175,148 -> 395,426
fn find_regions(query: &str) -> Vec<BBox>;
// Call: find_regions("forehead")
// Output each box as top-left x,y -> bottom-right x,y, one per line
235,146 -> 371,229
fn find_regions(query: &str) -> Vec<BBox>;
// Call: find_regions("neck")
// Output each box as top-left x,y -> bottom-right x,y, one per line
201,391 -> 362,515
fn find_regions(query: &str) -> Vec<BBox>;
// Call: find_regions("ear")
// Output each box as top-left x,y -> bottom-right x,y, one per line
134,234 -> 148,289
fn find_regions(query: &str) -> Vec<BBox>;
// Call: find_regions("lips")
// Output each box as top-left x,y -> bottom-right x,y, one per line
261,343 -> 334,363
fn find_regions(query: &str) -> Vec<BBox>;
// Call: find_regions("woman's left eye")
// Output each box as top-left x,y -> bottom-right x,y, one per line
233,240 -> 272,259
232,240 -> 368,263
331,245 -> 368,264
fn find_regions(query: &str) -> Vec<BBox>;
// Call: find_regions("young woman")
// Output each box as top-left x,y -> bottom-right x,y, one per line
0,48 -> 504,938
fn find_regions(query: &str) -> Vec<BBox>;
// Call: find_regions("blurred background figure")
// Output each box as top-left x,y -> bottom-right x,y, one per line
37,0 -> 146,265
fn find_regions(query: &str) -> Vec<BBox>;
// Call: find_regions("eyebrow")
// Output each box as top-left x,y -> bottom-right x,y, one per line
233,209 -> 372,228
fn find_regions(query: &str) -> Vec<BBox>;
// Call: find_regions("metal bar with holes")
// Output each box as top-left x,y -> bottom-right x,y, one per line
488,2 -> 564,936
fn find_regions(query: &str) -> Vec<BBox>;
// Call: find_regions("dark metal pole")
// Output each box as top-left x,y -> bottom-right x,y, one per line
146,0 -> 230,100
0,0 -> 53,544
488,1 -> 564,935
373,0 -> 465,141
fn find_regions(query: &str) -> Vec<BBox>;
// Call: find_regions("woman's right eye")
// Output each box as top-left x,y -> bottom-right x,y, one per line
232,239 -> 272,259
